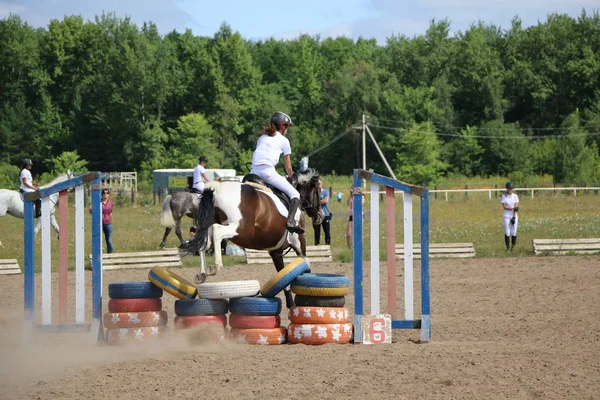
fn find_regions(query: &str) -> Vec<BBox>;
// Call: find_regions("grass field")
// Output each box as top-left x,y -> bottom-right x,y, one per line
1,176 -> 599,272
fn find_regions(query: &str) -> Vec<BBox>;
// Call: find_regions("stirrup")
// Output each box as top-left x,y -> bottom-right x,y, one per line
286,222 -> 304,234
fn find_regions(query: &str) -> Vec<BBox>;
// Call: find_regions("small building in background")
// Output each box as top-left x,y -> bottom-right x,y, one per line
152,168 -> 237,194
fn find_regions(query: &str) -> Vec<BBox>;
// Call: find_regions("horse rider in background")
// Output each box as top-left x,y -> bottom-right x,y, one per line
192,156 -> 210,196
19,158 -> 41,218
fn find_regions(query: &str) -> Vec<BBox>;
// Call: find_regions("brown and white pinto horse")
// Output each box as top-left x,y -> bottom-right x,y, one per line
180,169 -> 323,308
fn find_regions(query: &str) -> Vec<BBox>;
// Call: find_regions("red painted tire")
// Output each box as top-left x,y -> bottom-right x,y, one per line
174,315 -> 227,329
108,298 -> 163,313
289,307 -> 349,324
229,315 -> 281,329
230,327 -> 287,345
106,326 -> 168,345
103,311 -> 168,329
287,323 -> 353,345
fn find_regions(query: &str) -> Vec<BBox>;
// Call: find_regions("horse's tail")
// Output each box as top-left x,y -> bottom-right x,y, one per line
159,195 -> 176,228
179,189 -> 215,257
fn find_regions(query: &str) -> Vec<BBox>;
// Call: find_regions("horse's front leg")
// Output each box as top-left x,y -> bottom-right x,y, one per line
50,214 -> 60,238
174,219 -> 185,245
269,250 -> 294,308
289,233 -> 311,273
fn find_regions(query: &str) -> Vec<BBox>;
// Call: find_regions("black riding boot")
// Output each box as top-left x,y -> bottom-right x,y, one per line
35,199 -> 41,219
504,235 -> 510,251
286,198 -> 304,234
511,235 -> 517,251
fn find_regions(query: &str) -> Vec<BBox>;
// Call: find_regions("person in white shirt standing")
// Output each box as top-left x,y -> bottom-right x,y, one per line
192,156 -> 210,195
501,182 -> 519,251
19,158 -> 41,218
250,111 -> 303,234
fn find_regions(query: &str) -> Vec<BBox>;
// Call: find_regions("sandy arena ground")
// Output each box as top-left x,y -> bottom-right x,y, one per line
0,256 -> 598,400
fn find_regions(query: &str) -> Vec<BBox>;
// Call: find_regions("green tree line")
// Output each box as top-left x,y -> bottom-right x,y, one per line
1,11 -> 599,187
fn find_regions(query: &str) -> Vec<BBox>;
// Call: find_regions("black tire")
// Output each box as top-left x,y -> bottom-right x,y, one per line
108,282 -> 163,299
294,295 -> 345,307
293,273 -> 350,288
174,298 -> 228,316
229,296 -> 282,316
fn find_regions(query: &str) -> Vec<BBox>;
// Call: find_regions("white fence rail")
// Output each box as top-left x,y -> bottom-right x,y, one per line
365,187 -> 600,201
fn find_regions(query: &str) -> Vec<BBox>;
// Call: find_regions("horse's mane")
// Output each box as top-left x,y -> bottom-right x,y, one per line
41,170 -> 73,189
295,168 -> 319,186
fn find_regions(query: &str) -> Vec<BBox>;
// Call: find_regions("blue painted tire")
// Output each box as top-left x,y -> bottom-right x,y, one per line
229,296 -> 282,316
174,299 -> 228,316
260,257 -> 310,298
292,273 -> 350,288
108,282 -> 163,299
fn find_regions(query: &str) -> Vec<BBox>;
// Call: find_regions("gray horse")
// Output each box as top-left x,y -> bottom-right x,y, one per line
159,191 -> 201,248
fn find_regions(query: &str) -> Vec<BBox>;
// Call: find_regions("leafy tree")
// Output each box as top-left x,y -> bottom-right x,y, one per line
167,113 -> 222,168
387,122 -> 447,186
0,162 -> 21,189
441,126 -> 483,176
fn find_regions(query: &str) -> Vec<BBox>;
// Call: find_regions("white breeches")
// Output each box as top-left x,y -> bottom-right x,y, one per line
250,165 -> 299,199
193,182 -> 205,192
503,216 -> 518,236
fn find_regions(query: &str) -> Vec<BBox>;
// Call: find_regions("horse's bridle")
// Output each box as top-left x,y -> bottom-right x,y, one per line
299,185 -> 320,218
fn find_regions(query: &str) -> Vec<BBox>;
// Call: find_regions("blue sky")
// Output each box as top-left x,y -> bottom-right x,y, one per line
1,0 -> 597,43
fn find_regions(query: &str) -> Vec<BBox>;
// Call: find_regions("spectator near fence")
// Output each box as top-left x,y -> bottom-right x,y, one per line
313,178 -> 331,246
501,182 -> 519,251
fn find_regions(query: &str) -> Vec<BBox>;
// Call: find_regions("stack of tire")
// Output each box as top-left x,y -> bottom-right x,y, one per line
105,281 -> 168,345
228,296 -> 286,345
227,257 -> 310,345
191,280 -> 266,342
148,267 -> 227,341
287,273 -> 353,345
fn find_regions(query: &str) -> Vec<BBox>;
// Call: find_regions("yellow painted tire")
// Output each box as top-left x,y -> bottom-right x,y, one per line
260,257 -> 310,297
290,285 -> 349,297
148,267 -> 197,300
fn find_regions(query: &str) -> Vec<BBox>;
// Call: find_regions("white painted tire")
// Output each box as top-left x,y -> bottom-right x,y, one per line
197,280 -> 260,299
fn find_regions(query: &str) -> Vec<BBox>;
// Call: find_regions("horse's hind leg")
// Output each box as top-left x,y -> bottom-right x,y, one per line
160,227 -> 172,249
207,224 -> 238,276
269,250 -> 294,308
194,250 -> 207,284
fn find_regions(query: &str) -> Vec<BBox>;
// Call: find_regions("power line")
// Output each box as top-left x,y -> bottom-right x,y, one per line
306,128 -> 354,157
367,123 -> 600,139
369,117 -> 598,131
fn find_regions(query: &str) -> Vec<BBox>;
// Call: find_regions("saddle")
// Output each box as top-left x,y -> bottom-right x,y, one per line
185,186 -> 203,198
242,174 -> 290,210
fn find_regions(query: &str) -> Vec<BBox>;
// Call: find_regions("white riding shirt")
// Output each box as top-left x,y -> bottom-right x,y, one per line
20,169 -> 35,193
251,132 -> 291,168
501,192 -> 519,218
193,164 -> 206,192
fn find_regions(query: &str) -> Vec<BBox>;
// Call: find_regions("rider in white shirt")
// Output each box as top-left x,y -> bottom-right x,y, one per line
192,156 -> 209,194
19,158 -> 41,218
501,182 -> 519,251
250,111 -> 303,234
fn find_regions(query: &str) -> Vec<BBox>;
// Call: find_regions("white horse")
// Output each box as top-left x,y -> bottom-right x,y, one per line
0,170 -> 74,236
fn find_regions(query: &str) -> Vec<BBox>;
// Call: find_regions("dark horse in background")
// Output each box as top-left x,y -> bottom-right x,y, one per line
159,191 -> 201,248
180,169 -> 323,308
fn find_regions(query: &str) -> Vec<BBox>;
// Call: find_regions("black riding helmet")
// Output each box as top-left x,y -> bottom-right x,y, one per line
271,112 -> 293,126
22,158 -> 33,167
506,182 -> 515,189
199,156 -> 208,163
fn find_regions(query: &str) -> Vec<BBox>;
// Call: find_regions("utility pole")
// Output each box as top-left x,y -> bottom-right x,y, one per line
362,113 -> 366,172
